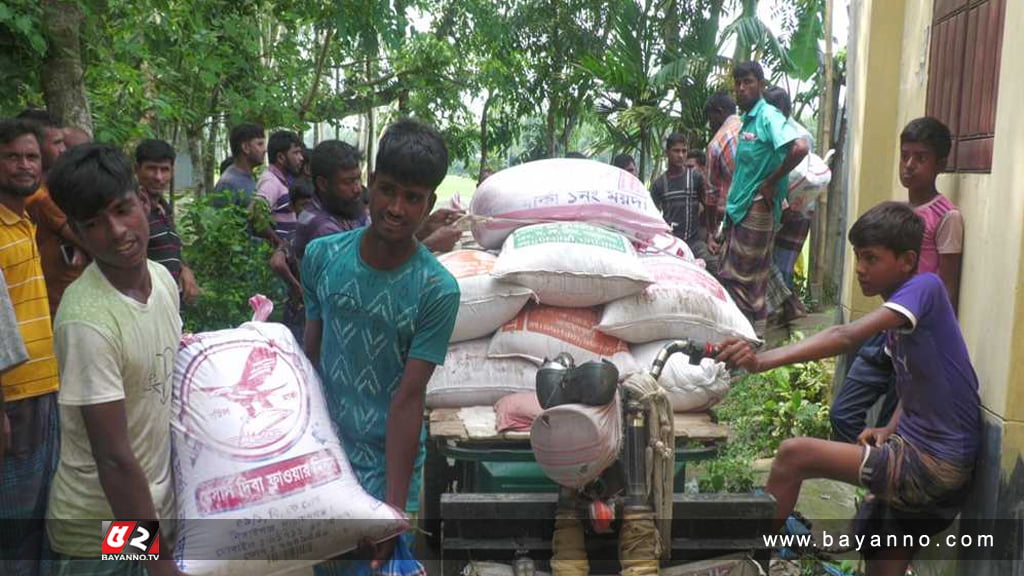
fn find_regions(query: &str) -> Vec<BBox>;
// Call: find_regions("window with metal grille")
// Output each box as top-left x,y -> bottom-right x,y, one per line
926,0 -> 1005,172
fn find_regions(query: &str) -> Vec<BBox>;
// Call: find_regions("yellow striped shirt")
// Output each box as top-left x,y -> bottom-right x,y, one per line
0,202 -> 59,401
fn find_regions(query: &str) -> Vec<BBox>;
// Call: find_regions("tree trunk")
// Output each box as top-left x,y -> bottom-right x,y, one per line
297,26 -> 335,123
40,0 -> 93,134
203,116 -> 219,195
544,103 -> 556,158
810,0 -> 836,306
478,92 -> 493,179
822,109 -> 847,303
186,125 -> 207,197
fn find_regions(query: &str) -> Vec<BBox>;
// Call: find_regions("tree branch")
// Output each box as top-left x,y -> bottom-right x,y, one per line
298,26 -> 335,122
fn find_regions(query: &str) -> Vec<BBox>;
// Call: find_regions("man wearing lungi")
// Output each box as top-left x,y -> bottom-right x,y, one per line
717,61 -> 809,336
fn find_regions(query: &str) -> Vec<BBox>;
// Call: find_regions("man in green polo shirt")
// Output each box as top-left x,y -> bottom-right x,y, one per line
717,61 -> 809,337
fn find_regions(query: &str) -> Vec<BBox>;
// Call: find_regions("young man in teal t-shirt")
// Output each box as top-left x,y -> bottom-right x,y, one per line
303,119 -> 460,576
717,61 -> 808,336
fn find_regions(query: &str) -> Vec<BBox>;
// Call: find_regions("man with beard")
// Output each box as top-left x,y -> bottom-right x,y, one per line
255,130 -> 304,246
716,62 -> 808,337
0,119 -> 60,576
291,139 -> 370,263
17,109 -> 83,318
213,123 -> 265,208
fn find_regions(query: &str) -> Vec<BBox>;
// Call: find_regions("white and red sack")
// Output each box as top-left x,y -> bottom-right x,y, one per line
172,322 -> 407,576
531,395 -> 622,488
438,250 -> 535,342
631,341 -> 731,412
469,158 -> 669,249
488,304 -> 638,372
491,222 -> 652,308
426,338 -> 537,408
598,256 -> 759,345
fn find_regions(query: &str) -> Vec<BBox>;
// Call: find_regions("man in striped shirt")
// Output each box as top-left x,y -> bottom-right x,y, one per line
255,130 -> 304,247
135,139 -> 200,306
650,133 -> 716,272
0,118 -> 60,576
705,92 -> 742,247
17,109 -> 85,319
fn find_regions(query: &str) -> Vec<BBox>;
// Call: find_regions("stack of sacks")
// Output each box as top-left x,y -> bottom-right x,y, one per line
428,158 -> 756,416
426,221 -> 650,410
598,251 -> 759,411
427,251 -> 536,409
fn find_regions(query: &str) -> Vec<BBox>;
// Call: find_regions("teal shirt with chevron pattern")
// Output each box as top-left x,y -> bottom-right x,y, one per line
302,228 -> 459,512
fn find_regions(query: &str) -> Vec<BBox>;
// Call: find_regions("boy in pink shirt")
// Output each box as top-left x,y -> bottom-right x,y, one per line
901,117 -> 963,309
830,117 -> 964,444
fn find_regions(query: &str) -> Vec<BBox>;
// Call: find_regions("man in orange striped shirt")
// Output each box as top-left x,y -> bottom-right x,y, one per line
0,119 -> 60,575
705,92 -> 742,251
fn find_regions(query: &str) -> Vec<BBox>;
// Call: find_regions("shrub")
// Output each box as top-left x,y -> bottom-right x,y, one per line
179,192 -> 285,332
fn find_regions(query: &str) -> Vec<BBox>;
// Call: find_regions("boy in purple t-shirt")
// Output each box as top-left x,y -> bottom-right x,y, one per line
830,117 -> 964,445
717,202 -> 980,576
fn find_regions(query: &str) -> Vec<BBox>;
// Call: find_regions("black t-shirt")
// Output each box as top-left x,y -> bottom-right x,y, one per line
650,169 -> 706,243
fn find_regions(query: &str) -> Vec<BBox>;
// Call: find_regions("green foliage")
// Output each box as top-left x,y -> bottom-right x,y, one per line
698,443 -> 758,494
0,0 -> 45,114
714,354 -> 833,457
179,193 -> 284,333
1,0 -> 828,178
699,335 -> 834,494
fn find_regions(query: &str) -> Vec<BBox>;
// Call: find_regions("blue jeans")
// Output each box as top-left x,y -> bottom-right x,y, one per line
830,333 -> 898,443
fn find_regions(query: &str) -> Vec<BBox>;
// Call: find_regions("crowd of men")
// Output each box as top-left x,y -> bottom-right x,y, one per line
0,56 -> 976,576
0,110 -> 466,575
612,61 -> 813,337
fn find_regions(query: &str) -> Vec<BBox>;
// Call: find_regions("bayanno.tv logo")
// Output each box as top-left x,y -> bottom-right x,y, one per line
101,521 -> 161,561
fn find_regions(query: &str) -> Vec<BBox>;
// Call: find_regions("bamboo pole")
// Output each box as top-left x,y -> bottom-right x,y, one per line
810,0 -> 835,306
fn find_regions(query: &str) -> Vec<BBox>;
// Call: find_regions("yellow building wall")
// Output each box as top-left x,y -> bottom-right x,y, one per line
841,0 -> 906,320
843,0 -> 1024,436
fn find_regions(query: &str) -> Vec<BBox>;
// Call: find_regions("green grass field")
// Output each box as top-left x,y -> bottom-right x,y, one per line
434,174 -> 477,208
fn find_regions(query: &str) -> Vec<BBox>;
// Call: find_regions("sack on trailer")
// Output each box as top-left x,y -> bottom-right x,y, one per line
469,158 -> 669,249
426,338 -> 537,408
438,249 -> 535,343
598,256 -> 759,345
488,304 -> 638,372
491,222 -> 652,308
631,340 -> 731,412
